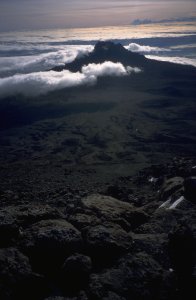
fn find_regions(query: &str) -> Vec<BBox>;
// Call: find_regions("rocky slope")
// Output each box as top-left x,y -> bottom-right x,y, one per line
0,41 -> 196,299
0,158 -> 196,300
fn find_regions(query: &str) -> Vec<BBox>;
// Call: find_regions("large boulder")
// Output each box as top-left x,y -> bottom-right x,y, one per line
88,252 -> 162,300
21,219 -> 83,273
68,213 -> 101,230
80,194 -> 148,230
132,233 -> 169,268
85,223 -> 132,264
1,204 -> 62,226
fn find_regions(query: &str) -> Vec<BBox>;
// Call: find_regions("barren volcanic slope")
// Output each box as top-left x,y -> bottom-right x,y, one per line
0,42 -> 196,299
0,42 -> 196,197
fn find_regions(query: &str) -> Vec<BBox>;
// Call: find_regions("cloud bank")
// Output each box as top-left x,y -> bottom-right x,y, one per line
132,16 -> 196,25
0,70 -> 94,98
125,43 -> 170,54
146,55 -> 196,67
0,61 -> 141,98
0,45 -> 94,77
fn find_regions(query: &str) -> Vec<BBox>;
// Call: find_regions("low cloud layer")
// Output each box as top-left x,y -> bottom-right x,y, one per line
132,16 -> 196,26
0,70 -> 94,98
0,61 -> 141,98
0,45 -> 94,77
125,43 -> 170,54
146,55 -> 196,67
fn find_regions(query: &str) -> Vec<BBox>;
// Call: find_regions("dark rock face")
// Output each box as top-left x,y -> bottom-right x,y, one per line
61,254 -> 92,293
85,223 -> 132,264
168,224 -> 195,299
89,252 -> 162,300
0,212 -> 20,247
168,224 -> 195,275
0,248 -> 47,300
184,177 -> 196,203
21,219 -> 83,274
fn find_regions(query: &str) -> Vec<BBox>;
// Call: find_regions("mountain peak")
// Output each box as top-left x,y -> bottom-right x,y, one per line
53,41 -> 147,72
93,41 -> 126,54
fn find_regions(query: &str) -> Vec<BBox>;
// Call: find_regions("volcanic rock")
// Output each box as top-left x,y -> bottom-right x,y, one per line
61,254 -> 92,292
80,194 -> 148,230
88,252 -> 162,300
21,219 -> 83,273
184,177 -> 196,203
0,247 -> 46,300
84,223 -> 132,264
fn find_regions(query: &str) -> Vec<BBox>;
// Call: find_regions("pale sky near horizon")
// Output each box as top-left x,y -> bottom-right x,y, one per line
0,0 -> 196,32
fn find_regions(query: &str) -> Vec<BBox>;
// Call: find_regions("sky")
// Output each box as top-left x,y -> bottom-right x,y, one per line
0,0 -> 196,31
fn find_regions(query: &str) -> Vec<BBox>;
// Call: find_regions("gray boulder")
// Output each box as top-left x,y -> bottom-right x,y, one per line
81,194 -> 148,230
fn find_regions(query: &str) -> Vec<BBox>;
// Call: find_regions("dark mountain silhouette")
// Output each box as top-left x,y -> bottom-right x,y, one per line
53,41 -> 148,72
53,41 -> 196,78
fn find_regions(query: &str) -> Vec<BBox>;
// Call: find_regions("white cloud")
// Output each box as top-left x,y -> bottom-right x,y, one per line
126,66 -> 142,74
0,45 -> 94,77
125,43 -> 170,53
146,55 -> 196,67
0,70 -> 95,98
82,61 -> 127,77
0,61 -> 142,98
82,61 -> 141,77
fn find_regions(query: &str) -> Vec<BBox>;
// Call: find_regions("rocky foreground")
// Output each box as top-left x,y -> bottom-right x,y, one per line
0,158 -> 196,300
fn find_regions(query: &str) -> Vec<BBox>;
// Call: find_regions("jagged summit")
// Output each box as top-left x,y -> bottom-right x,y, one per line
93,41 -> 127,56
53,41 -> 147,72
